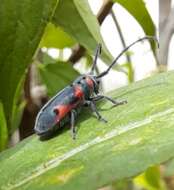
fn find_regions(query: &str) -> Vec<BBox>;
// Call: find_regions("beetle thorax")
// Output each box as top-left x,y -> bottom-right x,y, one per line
73,75 -> 97,99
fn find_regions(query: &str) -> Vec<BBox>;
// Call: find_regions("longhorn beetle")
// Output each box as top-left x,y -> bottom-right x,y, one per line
34,36 -> 158,139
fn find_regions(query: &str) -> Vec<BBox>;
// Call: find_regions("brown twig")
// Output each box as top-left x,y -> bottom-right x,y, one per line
69,0 -> 113,64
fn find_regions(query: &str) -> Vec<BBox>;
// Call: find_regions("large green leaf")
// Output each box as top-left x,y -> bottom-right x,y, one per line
52,0 -> 113,63
0,102 -> 8,151
113,0 -> 156,51
0,71 -> 174,189
0,0 -> 58,127
38,61 -> 79,96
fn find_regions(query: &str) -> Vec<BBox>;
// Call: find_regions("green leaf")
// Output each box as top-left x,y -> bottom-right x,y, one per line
134,166 -> 164,190
38,61 -> 79,96
52,0 -> 113,63
0,102 -> 8,151
40,23 -> 76,49
0,0 -> 58,127
113,0 -> 156,51
0,71 -> 174,189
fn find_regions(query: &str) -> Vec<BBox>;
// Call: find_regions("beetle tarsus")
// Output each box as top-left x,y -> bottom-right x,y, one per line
112,99 -> 127,106
98,116 -> 108,123
92,95 -> 127,107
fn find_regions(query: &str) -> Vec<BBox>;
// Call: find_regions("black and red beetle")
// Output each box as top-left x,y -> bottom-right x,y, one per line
34,36 -> 158,139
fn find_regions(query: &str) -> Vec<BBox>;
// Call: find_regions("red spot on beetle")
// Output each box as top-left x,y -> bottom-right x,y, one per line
54,105 -> 71,122
54,94 -> 83,123
53,87 -> 85,124
74,86 -> 84,99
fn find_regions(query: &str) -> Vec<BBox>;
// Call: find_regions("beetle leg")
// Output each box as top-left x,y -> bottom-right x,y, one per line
70,109 -> 77,140
92,95 -> 127,106
85,100 -> 107,123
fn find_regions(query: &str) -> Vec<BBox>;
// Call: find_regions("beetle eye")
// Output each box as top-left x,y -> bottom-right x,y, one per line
53,109 -> 59,115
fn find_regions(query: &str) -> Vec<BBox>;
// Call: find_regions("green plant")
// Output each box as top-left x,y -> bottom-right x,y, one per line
0,0 -> 160,189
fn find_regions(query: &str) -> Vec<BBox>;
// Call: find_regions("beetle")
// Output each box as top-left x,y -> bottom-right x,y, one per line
34,36 -> 158,139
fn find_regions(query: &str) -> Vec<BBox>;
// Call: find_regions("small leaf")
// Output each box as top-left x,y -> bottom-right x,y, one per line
38,61 -> 79,96
0,102 -> 8,151
0,71 -> 174,189
40,23 -> 76,49
52,0 -> 113,63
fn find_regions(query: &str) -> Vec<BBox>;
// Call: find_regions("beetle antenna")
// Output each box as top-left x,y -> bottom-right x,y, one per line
96,36 -> 159,78
90,43 -> 102,74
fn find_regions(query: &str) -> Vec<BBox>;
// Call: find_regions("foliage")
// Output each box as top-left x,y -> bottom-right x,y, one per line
0,1 -> 160,188
0,0 -> 58,134
52,0 -> 113,63
0,71 -> 174,189
0,0 -> 156,149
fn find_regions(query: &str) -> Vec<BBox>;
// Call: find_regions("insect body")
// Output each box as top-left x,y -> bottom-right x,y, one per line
34,36 -> 158,139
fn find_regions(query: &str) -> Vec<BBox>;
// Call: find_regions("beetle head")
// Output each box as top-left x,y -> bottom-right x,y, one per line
88,75 -> 100,94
